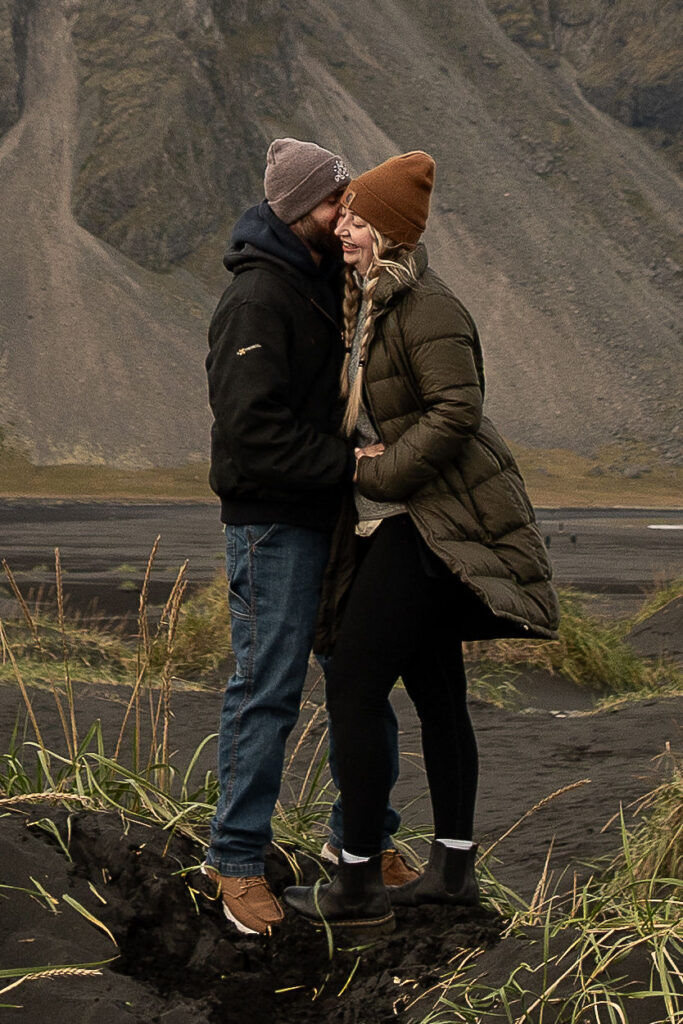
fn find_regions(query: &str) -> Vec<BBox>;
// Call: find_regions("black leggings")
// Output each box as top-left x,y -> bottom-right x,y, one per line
325,515 -> 479,857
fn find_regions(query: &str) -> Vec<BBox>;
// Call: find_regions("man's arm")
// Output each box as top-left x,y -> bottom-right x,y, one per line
207,299 -> 349,490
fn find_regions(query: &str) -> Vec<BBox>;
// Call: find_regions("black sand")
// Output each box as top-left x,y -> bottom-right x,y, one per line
1,674 -> 680,1023
1,502 -> 681,1020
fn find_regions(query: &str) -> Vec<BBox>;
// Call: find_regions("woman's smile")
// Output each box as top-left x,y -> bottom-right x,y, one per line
335,209 -> 374,275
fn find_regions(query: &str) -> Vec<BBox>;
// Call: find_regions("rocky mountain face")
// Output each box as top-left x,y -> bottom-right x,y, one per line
486,0 -> 682,171
0,0 -> 680,467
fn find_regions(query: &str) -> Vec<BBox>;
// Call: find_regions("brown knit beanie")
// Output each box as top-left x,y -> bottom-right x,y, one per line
264,138 -> 350,224
341,151 -> 435,246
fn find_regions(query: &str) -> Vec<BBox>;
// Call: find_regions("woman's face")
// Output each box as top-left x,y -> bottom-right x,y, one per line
334,208 -> 374,276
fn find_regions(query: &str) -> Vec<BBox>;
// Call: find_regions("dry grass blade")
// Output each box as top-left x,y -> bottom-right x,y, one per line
1,559 -> 43,653
61,893 -> 118,945
285,670 -> 326,771
527,838 -> 556,921
512,944 -> 593,1024
588,999 -> 627,1024
401,949 -> 485,1015
113,661 -> 147,762
0,967 -> 103,996
296,725 -> 329,805
3,557 -> 75,758
55,548 -> 78,759
134,535 -> 161,769
157,563 -> 188,781
1,559 -> 74,760
148,559 -> 188,763
286,701 -> 326,775
138,536 -> 160,663
481,778 -> 591,860
0,620 -> 46,754
113,546 -> 173,763
138,534 -> 161,662
0,792 -> 97,808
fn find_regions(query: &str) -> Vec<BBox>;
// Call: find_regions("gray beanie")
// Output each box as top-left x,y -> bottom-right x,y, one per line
264,138 -> 350,224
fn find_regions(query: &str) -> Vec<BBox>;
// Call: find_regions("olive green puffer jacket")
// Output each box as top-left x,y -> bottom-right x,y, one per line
315,244 -> 559,653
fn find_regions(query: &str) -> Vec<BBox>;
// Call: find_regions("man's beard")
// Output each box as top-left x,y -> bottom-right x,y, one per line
297,214 -> 342,257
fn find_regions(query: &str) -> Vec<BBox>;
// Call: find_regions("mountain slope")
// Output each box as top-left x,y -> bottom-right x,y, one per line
485,0 -> 683,170
0,0 -> 680,467
0,0 -> 212,465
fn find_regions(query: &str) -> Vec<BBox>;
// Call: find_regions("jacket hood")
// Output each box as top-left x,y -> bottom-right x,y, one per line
224,200 -> 340,279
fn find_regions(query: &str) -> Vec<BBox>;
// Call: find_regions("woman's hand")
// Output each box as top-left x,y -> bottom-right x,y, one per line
353,443 -> 385,481
355,443 -> 385,459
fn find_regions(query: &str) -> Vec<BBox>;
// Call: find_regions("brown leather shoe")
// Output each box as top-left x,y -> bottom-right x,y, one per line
201,864 -> 284,935
380,848 -> 421,887
321,843 -> 420,888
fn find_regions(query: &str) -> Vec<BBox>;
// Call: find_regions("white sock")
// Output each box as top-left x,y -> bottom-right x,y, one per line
436,838 -> 475,851
341,849 -> 371,864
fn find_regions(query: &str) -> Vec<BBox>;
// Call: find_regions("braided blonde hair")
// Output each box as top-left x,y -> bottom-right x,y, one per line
339,226 -> 418,437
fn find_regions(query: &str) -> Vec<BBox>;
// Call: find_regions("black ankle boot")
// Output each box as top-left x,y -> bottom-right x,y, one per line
390,841 -> 480,907
284,854 -> 395,934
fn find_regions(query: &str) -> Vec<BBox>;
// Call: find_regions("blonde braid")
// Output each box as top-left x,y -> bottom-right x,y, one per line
340,265 -> 381,437
339,267 -> 362,401
339,227 -> 420,437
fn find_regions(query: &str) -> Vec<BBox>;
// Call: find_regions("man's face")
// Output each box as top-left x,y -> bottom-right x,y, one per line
294,190 -> 344,256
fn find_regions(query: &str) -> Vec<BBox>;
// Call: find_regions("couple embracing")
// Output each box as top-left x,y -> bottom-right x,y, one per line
205,138 -> 559,937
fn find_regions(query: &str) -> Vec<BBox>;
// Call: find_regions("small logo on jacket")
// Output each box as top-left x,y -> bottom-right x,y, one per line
236,344 -> 262,356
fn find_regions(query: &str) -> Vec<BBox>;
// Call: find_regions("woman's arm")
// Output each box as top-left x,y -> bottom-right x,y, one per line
356,296 -> 483,501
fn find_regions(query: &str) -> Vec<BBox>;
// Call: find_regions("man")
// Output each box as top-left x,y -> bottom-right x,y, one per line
204,139 -> 415,935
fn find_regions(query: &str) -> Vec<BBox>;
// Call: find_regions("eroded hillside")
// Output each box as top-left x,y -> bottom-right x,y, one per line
485,0 -> 682,170
0,0 -> 680,466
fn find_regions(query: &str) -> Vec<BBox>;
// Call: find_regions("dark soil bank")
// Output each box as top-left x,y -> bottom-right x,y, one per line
1,682 -> 681,1022
1,807 -> 503,1024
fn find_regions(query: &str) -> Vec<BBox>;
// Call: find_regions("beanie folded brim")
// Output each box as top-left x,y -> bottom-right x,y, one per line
264,139 -> 351,224
342,183 -> 424,246
341,151 -> 435,246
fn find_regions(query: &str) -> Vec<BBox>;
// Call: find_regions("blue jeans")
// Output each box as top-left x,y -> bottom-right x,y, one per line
207,522 -> 400,877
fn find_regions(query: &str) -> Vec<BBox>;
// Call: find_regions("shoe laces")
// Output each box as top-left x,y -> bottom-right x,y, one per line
240,875 -> 268,891
233,875 -> 274,900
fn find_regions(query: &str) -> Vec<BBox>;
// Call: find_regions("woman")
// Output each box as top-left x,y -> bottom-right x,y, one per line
284,152 -> 559,934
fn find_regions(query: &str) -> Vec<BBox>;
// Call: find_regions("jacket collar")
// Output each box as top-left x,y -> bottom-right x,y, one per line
372,242 -> 428,310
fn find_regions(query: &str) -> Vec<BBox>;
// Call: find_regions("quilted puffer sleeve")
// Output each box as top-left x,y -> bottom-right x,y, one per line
356,291 -> 483,502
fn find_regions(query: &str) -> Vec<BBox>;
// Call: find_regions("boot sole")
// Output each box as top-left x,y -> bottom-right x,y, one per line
391,893 -> 481,908
307,911 -> 396,937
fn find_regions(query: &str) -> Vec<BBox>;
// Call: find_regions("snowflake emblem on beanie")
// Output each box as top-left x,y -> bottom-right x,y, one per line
334,158 -> 349,183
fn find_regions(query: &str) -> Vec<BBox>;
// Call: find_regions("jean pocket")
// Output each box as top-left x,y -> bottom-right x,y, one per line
227,582 -> 251,620
246,523 -> 278,549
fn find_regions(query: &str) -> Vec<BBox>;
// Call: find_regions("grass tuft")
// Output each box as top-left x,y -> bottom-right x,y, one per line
160,571 -> 231,678
628,574 -> 683,627
468,588 -> 682,699
0,548 -> 681,1018
404,752 -> 683,1023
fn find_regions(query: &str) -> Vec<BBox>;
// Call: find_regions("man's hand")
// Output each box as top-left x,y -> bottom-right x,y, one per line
353,443 -> 385,481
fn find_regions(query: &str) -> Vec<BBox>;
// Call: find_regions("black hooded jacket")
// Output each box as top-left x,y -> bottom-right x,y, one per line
206,201 -> 350,530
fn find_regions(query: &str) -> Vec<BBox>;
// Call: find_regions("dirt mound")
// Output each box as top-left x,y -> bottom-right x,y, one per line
0,807 -> 503,1023
626,595 -> 683,665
